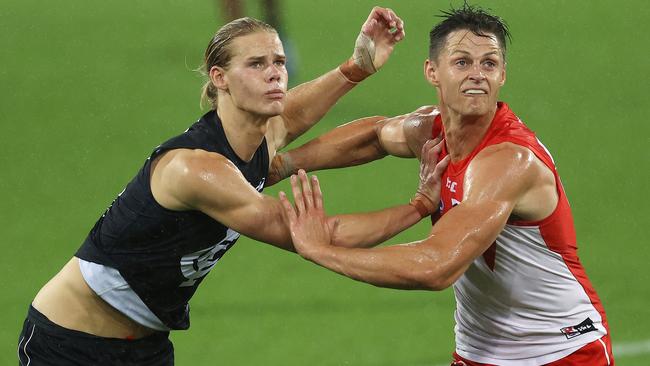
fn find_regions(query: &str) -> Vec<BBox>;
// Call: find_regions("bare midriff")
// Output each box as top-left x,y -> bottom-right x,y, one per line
32,257 -> 158,339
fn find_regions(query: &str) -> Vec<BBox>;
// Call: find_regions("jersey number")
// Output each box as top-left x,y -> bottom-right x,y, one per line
179,229 -> 240,287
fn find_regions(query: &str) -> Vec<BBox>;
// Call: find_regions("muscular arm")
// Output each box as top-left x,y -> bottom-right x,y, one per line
282,143 -> 549,290
266,7 -> 405,152
268,106 -> 438,185
151,143 -> 445,252
152,149 -> 295,250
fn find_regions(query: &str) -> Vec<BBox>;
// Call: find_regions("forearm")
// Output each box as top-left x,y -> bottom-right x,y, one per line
268,116 -> 388,186
304,242 -> 437,290
289,115 -> 387,170
331,203 -> 423,248
231,196 -> 297,253
280,68 -> 360,146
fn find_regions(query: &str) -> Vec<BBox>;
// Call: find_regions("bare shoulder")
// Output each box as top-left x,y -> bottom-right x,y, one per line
152,148 -> 247,210
378,105 -> 438,158
159,149 -> 238,183
466,142 -> 557,220
402,105 -> 439,158
403,106 -> 438,132
473,142 -> 537,165
465,143 -> 543,200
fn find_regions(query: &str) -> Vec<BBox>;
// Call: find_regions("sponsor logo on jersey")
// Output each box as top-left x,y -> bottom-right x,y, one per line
560,317 -> 597,339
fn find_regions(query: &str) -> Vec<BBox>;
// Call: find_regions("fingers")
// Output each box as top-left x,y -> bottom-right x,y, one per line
433,155 -> 451,177
288,170 -> 322,214
290,174 -> 305,214
367,7 -> 395,29
312,175 -> 323,210
278,191 -> 297,223
363,7 -> 405,42
420,138 -> 437,162
298,170 -> 314,210
421,138 -> 445,161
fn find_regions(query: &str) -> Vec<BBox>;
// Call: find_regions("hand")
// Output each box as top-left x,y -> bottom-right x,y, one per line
414,138 -> 450,214
279,170 -> 335,259
353,7 -> 405,73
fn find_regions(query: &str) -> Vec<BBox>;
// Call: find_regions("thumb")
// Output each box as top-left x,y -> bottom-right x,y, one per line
433,155 -> 451,178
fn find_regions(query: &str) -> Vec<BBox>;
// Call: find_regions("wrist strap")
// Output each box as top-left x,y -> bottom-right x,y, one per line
409,198 -> 430,218
274,153 -> 295,181
338,58 -> 372,84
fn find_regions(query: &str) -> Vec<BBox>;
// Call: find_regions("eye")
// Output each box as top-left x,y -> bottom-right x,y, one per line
249,61 -> 263,69
274,59 -> 286,67
483,60 -> 497,68
455,59 -> 467,67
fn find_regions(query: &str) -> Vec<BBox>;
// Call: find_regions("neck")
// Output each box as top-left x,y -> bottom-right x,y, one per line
440,104 -> 498,162
216,96 -> 270,162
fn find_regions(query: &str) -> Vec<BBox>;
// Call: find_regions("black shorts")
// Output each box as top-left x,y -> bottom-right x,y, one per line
17,305 -> 174,366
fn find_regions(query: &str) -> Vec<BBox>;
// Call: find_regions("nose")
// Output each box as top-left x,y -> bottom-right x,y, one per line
267,64 -> 283,83
468,64 -> 486,83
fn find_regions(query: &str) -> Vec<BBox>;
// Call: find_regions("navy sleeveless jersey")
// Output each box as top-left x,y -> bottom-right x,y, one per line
76,110 -> 268,330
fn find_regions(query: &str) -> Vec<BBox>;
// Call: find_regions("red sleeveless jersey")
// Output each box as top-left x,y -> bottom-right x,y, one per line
433,102 -> 610,365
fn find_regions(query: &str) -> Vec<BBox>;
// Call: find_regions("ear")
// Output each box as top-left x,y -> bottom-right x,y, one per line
424,59 -> 439,87
209,66 -> 228,91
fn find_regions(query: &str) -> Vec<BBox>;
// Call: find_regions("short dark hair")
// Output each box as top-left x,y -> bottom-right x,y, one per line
428,2 -> 511,62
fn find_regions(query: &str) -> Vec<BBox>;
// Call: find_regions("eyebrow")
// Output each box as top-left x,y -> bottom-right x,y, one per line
245,53 -> 286,62
450,50 -> 500,58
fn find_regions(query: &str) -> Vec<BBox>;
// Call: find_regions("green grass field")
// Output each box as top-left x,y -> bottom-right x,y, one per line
2,0 -> 649,364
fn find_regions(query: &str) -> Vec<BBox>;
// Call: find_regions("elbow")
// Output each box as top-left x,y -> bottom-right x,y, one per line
417,268 -> 456,291
420,277 -> 451,291
423,278 -> 454,291
330,232 -> 361,249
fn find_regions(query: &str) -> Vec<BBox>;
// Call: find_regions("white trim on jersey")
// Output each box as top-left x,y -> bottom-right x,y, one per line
78,259 -> 170,331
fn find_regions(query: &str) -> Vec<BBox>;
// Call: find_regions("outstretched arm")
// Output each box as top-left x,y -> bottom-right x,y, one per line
266,7 -> 405,152
150,139 -> 448,252
280,144 -> 542,290
268,105 -> 439,185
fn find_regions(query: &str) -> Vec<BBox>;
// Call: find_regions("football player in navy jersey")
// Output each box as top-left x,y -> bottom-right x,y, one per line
18,7 -> 449,366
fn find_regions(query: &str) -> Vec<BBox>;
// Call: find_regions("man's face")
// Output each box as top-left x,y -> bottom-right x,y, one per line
218,31 -> 287,117
425,30 -> 506,119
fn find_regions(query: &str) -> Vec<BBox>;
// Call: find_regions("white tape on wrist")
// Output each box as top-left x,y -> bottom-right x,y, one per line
353,32 -> 377,74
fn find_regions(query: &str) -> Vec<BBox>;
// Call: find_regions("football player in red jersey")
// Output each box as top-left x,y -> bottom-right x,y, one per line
275,3 -> 614,365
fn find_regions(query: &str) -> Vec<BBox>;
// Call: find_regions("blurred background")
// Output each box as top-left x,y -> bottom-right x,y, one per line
1,0 -> 648,364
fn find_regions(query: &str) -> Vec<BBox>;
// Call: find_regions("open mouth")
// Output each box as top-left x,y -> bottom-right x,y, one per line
463,89 -> 487,96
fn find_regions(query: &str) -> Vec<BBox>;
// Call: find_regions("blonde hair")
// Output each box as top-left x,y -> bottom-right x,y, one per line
200,17 -> 277,110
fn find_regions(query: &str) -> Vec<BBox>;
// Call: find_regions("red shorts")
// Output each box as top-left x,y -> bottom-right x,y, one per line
450,334 -> 614,366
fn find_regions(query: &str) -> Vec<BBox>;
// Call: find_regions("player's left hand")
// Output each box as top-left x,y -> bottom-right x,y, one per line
279,170 -> 335,258
413,138 -> 450,214
353,7 -> 405,74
